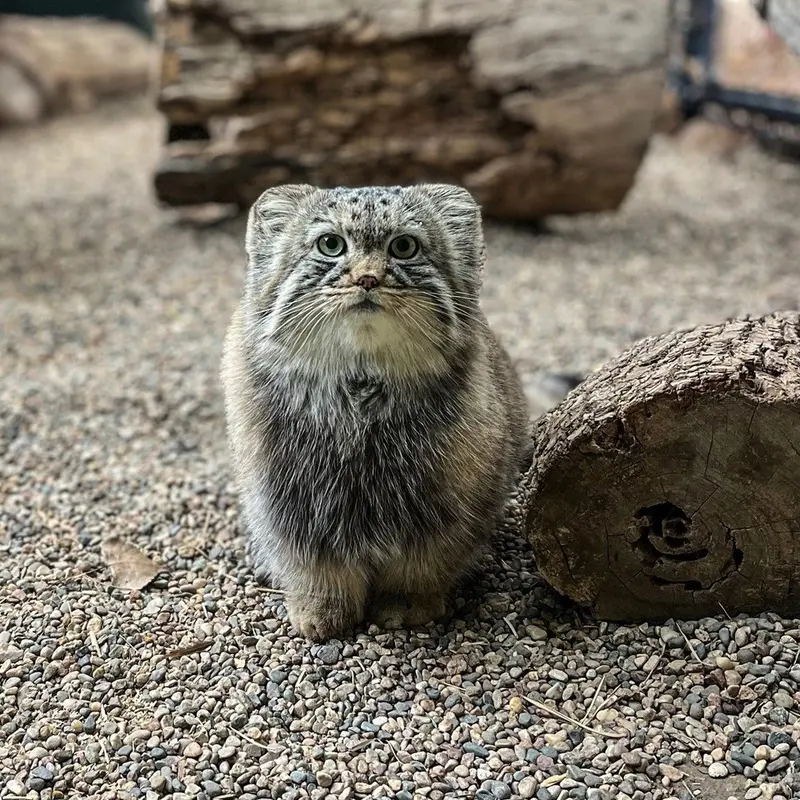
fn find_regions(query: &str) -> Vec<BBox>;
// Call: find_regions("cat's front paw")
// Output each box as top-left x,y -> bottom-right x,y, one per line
244,533 -> 275,585
287,595 -> 363,642
371,592 -> 447,630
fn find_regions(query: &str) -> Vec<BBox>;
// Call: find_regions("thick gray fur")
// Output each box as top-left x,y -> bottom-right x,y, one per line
221,183 -> 529,641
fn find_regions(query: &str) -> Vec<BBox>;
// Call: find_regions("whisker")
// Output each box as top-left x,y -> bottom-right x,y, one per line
407,295 -> 483,327
291,304 -> 334,356
393,306 -> 444,350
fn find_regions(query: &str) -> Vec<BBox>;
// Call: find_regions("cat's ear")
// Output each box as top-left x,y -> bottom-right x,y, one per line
245,184 -> 317,259
415,183 -> 486,284
417,183 -> 480,218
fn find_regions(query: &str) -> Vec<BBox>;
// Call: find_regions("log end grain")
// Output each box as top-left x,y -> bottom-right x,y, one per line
521,312 -> 800,621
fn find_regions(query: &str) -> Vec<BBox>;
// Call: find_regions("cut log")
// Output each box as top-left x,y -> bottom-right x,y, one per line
153,0 -> 670,220
514,312 -> 800,622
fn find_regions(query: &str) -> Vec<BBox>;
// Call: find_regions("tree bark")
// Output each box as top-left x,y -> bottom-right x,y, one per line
153,0 -> 670,220
512,312 -> 800,622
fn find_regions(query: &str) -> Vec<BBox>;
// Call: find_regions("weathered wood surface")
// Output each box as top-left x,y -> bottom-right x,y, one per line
154,0 -> 670,219
512,312 -> 800,622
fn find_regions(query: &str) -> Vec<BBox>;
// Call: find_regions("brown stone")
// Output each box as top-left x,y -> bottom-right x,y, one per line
0,15 -> 154,127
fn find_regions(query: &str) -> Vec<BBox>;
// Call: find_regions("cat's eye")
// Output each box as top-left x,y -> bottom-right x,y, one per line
317,233 -> 347,257
388,235 -> 419,260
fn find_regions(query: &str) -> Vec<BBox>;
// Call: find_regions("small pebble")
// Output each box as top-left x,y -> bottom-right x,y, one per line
315,644 -> 341,665
708,763 -> 728,778
184,742 -> 202,759
480,780 -> 511,799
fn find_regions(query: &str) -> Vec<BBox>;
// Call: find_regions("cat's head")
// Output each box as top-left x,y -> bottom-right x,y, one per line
242,183 -> 486,379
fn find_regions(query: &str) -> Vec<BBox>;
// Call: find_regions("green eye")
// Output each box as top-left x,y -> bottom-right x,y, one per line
317,233 -> 347,257
388,235 -> 419,259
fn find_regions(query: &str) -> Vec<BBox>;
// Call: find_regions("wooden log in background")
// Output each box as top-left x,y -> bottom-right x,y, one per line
514,312 -> 800,622
154,0 -> 670,220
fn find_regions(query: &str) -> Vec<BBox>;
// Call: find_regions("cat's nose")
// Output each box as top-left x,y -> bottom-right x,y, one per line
355,274 -> 380,291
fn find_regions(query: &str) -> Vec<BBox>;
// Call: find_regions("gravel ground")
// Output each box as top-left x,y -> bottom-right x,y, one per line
2,100 -> 800,800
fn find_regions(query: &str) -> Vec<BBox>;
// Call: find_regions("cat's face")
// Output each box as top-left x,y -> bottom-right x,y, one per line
243,184 -> 485,378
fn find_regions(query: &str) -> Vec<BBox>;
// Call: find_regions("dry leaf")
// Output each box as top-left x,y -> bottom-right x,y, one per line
659,764 -> 685,783
167,640 -> 214,659
101,535 -> 163,590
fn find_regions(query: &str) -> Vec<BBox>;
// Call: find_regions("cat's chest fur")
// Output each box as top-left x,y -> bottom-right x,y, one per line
342,373 -> 387,415
257,368 -> 460,559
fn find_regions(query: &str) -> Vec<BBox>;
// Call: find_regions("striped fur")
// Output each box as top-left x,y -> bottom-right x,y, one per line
221,184 -> 529,641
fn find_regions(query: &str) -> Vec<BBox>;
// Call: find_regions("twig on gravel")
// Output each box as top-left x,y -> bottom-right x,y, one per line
253,586 -> 286,596
677,625 -> 704,666
669,728 -> 702,749
718,601 -> 733,620
503,615 -> 518,639
98,738 -> 110,764
347,740 -> 373,753
581,673 -> 606,722
592,693 -> 620,716
521,694 -> 626,739
644,641 -> 667,684
167,640 -> 214,659
221,722 -> 269,751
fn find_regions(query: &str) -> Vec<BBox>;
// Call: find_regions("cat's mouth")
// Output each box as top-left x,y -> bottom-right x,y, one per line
351,297 -> 382,313
325,286 -> 389,314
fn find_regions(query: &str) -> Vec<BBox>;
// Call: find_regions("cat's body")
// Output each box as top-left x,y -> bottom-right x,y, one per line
222,184 -> 529,641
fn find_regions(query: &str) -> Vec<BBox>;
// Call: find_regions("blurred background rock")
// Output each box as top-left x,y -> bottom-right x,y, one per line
0,0 -> 155,126
0,0 -> 153,35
